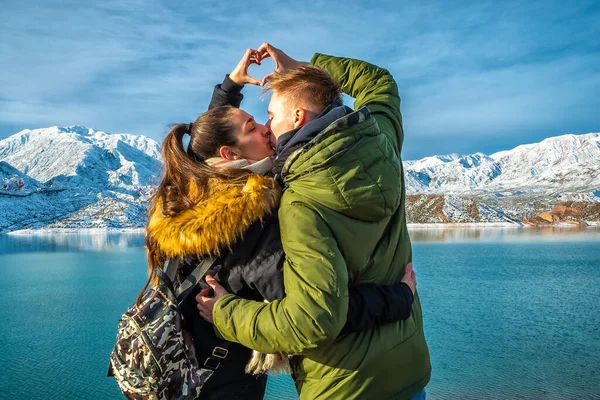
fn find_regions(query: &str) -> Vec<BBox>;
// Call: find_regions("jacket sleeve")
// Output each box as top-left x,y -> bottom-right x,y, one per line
339,282 -> 414,336
239,218 -> 287,302
241,251 -> 286,302
310,53 -> 404,155
207,75 -> 244,110
212,203 -> 349,354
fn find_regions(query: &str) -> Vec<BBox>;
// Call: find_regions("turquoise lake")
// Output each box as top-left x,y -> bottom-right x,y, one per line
0,227 -> 599,399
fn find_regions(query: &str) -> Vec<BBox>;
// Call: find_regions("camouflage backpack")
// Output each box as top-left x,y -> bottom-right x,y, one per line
109,256 -> 223,399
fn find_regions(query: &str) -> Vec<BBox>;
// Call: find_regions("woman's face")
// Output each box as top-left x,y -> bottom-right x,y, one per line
229,108 -> 275,160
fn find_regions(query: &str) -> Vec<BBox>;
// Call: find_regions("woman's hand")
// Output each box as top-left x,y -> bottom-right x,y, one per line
196,275 -> 229,324
401,263 -> 417,295
229,48 -> 264,87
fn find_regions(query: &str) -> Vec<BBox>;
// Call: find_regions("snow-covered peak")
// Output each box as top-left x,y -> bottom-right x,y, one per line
404,132 -> 600,196
0,126 -> 162,191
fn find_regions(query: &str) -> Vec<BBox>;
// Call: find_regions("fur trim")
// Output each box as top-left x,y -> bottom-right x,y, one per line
245,351 -> 291,376
147,174 -> 281,258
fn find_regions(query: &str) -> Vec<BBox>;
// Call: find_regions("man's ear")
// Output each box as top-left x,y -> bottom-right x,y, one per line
219,145 -> 240,160
292,108 -> 307,129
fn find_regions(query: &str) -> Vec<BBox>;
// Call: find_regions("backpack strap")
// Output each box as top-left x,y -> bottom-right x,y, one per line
165,255 -> 181,282
175,256 -> 216,305
201,342 -> 232,371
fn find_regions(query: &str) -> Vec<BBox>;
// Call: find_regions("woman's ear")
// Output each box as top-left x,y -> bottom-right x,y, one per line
219,145 -> 240,160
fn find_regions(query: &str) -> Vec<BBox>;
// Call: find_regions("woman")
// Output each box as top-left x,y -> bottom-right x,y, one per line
144,49 -> 417,399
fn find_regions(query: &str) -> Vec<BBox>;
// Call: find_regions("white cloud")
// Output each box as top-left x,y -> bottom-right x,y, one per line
0,0 -> 599,159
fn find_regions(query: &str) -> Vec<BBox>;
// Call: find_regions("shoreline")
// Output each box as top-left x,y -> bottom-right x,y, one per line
4,222 -> 598,235
407,222 -> 523,229
7,227 -> 146,235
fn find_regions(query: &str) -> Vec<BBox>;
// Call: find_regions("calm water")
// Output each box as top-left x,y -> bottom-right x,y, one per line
0,228 -> 599,399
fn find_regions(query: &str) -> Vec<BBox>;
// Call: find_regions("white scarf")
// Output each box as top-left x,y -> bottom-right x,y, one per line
205,156 -> 275,175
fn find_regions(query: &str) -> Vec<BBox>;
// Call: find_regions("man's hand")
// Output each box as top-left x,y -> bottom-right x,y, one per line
256,42 -> 308,84
229,48 -> 263,86
196,275 -> 229,324
401,263 -> 417,295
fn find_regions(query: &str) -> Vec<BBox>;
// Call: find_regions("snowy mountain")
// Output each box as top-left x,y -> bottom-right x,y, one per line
0,127 -> 598,233
0,126 -> 162,233
403,133 -> 600,225
0,126 -> 161,193
404,132 -> 600,197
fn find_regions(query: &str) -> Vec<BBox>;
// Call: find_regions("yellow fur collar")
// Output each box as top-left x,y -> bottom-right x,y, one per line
147,175 -> 281,258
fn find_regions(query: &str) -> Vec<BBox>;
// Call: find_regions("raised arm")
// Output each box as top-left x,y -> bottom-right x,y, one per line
211,203 -> 349,354
207,75 -> 244,110
310,54 -> 404,155
208,48 -> 263,110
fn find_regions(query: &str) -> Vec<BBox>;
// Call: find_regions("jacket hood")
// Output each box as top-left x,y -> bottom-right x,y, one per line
147,175 -> 281,258
282,107 -> 402,222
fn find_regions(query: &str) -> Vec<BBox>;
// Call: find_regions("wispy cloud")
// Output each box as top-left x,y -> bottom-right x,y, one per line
1,0 -> 599,158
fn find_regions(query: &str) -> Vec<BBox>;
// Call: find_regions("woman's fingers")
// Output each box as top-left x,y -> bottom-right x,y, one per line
230,48 -> 262,85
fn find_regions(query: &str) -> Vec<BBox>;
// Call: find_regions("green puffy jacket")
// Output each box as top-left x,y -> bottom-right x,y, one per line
213,54 -> 431,399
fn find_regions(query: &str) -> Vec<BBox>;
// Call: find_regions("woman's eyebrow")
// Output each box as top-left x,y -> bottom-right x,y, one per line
243,117 -> 254,132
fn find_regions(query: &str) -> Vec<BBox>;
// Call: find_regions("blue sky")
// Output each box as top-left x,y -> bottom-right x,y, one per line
1,0 -> 599,160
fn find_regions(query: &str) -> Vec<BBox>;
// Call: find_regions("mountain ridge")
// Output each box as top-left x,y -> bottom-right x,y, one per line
1,127 -> 598,233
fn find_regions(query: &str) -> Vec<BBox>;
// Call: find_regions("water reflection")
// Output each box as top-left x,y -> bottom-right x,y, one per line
409,225 -> 600,242
0,231 -> 146,254
0,226 -> 598,254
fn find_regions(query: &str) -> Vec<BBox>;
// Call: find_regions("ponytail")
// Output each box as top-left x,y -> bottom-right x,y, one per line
143,108 -> 254,293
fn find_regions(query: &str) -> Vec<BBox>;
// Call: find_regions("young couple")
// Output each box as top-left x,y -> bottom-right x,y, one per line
145,43 -> 431,399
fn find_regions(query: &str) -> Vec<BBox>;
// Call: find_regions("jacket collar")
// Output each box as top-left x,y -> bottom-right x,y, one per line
273,106 -> 372,184
147,175 -> 281,258
275,102 -> 351,158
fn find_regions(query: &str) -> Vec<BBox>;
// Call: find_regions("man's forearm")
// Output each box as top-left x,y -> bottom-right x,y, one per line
213,290 -> 348,354
309,53 -> 404,153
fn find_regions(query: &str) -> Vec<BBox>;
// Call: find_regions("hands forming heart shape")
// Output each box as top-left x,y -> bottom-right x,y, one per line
228,42 -> 306,87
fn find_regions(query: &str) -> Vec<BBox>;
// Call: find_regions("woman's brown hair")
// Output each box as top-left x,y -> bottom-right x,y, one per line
139,106 -> 252,303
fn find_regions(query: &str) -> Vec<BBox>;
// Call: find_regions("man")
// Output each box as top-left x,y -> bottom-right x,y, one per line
198,43 -> 431,399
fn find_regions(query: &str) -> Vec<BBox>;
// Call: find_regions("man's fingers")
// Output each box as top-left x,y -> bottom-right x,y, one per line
198,308 -> 212,323
206,275 -> 219,291
257,42 -> 278,62
262,72 -> 274,85
196,289 -> 210,302
196,296 -> 212,307
257,42 -> 271,54
206,275 -> 228,296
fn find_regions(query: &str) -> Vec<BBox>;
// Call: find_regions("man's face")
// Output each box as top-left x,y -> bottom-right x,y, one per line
266,92 -> 295,142
229,108 -> 275,160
